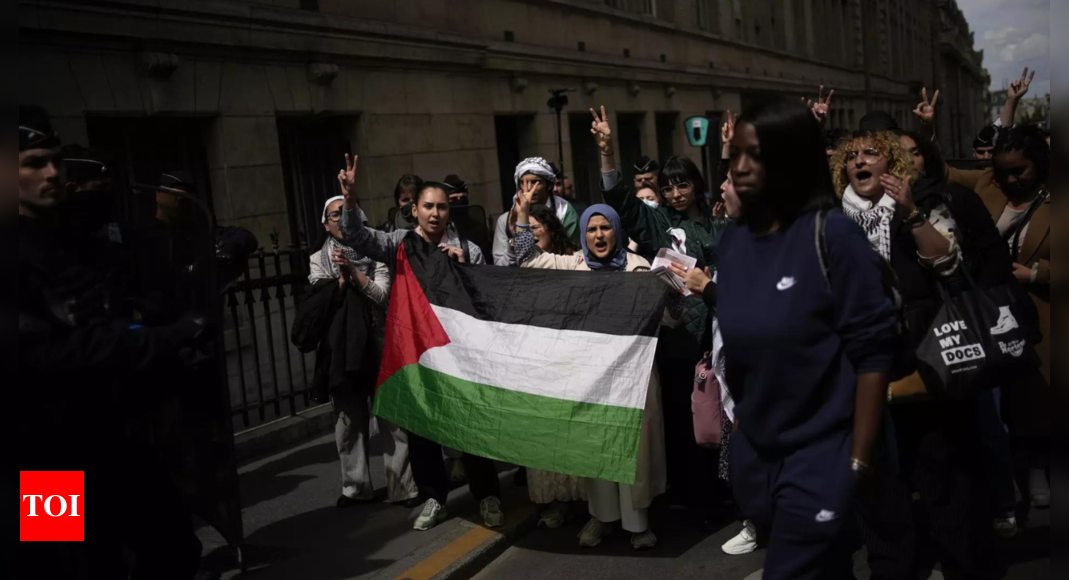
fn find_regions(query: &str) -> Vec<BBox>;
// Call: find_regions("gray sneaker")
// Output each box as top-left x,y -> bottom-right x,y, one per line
631,529 -> 658,550
480,496 -> 505,528
993,513 -> 1018,539
414,499 -> 448,531
578,518 -> 612,548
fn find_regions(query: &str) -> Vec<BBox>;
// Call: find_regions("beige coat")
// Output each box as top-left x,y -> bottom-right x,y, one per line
949,167 -> 1050,436
522,250 -> 668,510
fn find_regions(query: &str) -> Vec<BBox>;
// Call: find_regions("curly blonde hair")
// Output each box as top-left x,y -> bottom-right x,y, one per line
830,130 -> 917,198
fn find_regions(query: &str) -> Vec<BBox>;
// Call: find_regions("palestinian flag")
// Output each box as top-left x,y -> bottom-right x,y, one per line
373,236 -> 666,484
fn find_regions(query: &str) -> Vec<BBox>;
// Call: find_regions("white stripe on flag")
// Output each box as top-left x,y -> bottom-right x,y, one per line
419,305 -> 657,410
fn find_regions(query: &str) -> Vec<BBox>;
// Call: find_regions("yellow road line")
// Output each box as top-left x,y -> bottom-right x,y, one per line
392,505 -> 536,580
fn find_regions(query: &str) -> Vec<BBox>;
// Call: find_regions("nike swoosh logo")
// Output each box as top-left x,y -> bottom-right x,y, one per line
776,277 -> 797,291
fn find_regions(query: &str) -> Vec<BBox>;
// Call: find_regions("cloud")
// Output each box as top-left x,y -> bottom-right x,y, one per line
998,32 -> 1049,63
984,27 -> 1018,46
958,0 -> 1050,93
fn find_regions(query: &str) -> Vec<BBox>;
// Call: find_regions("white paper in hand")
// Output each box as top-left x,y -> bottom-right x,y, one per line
650,248 -> 697,296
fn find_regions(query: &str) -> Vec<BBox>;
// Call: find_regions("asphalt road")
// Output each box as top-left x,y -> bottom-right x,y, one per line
197,433 -> 1050,580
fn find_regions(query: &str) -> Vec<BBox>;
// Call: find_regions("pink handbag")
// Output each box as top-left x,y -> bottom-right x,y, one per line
692,352 -> 724,448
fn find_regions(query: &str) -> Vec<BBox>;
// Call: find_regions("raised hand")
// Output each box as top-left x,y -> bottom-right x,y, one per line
337,154 -> 359,203
881,174 -> 915,214
590,106 -> 613,154
1007,67 -> 1035,101
721,110 -> 738,144
802,86 -> 834,124
913,87 -> 940,126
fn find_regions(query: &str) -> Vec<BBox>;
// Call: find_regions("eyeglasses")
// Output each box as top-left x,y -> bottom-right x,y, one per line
845,149 -> 883,163
660,182 -> 693,197
326,210 -> 343,223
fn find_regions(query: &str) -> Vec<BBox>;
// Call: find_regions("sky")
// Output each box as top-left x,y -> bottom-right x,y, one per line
957,0 -> 1051,96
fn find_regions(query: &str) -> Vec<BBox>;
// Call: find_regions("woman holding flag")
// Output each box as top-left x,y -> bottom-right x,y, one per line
511,181 -> 667,550
337,155 -> 506,532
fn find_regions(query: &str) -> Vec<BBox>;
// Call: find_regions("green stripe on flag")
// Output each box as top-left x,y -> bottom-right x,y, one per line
374,363 -> 644,485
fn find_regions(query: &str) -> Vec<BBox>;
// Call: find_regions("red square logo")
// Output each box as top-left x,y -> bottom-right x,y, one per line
20,471 -> 84,541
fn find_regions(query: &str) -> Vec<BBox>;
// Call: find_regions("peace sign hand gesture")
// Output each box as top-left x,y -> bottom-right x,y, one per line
338,154 -> 359,207
802,86 -> 834,124
721,110 -> 738,144
913,87 -> 940,126
590,106 -> 613,155
1007,67 -> 1035,101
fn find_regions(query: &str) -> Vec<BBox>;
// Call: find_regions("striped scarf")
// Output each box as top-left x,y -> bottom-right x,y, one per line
842,185 -> 896,262
311,237 -> 375,283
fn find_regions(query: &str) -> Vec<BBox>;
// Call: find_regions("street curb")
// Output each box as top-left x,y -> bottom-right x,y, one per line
233,404 -> 334,465
430,506 -> 540,580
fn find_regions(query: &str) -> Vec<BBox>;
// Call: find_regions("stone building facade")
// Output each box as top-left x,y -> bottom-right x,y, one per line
20,0 -> 989,248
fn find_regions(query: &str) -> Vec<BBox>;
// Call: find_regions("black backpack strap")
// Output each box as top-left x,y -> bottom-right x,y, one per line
815,209 -> 830,288
1007,190 -> 1049,262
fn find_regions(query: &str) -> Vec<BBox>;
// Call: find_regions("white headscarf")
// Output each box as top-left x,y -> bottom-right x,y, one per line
513,157 -> 558,190
842,186 -> 896,262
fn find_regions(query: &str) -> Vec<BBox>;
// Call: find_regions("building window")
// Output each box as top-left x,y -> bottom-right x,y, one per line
604,0 -> 623,9
276,117 -> 356,249
504,30 -> 515,42
578,41 -> 586,52
300,0 -> 318,11
642,0 -> 657,17
698,0 -> 719,32
624,48 -> 631,58
735,18 -> 743,39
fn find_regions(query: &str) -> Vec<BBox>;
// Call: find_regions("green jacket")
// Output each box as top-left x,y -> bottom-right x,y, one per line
602,175 -> 725,360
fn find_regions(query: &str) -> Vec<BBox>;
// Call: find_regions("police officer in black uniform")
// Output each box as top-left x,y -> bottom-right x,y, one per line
18,105 -> 211,579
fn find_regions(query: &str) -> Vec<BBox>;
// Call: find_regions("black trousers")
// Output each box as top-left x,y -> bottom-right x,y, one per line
658,356 -> 719,514
408,432 -> 500,505
860,400 -> 1007,580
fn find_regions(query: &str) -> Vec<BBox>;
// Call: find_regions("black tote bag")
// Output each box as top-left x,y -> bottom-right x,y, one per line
916,272 -> 1040,399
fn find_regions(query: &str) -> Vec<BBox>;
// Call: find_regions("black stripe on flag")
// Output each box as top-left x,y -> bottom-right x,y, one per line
401,236 -> 666,338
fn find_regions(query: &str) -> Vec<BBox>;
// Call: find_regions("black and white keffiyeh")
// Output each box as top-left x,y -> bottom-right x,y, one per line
312,236 -> 375,283
842,185 -> 896,262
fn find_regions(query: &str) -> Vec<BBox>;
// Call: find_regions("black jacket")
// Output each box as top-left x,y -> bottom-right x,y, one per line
18,217 -> 201,466
291,278 -> 382,400
893,177 -> 1014,348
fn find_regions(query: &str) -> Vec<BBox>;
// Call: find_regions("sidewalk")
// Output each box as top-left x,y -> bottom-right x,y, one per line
197,433 -> 536,580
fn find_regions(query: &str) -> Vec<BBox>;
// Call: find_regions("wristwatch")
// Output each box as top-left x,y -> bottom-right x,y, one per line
904,208 -> 929,229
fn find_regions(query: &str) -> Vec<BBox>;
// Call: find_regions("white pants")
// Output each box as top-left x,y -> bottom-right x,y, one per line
333,388 -> 418,502
587,479 -> 649,533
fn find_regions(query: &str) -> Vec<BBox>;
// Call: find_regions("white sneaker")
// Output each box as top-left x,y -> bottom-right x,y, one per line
578,518 -> 612,548
722,520 -> 758,555
480,496 -> 505,528
631,529 -> 658,550
993,513 -> 1018,539
1030,468 -> 1050,509
413,499 -> 448,531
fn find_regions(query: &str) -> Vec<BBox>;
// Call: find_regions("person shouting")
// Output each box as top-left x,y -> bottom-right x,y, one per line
336,155 -> 505,532
511,183 -> 667,551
